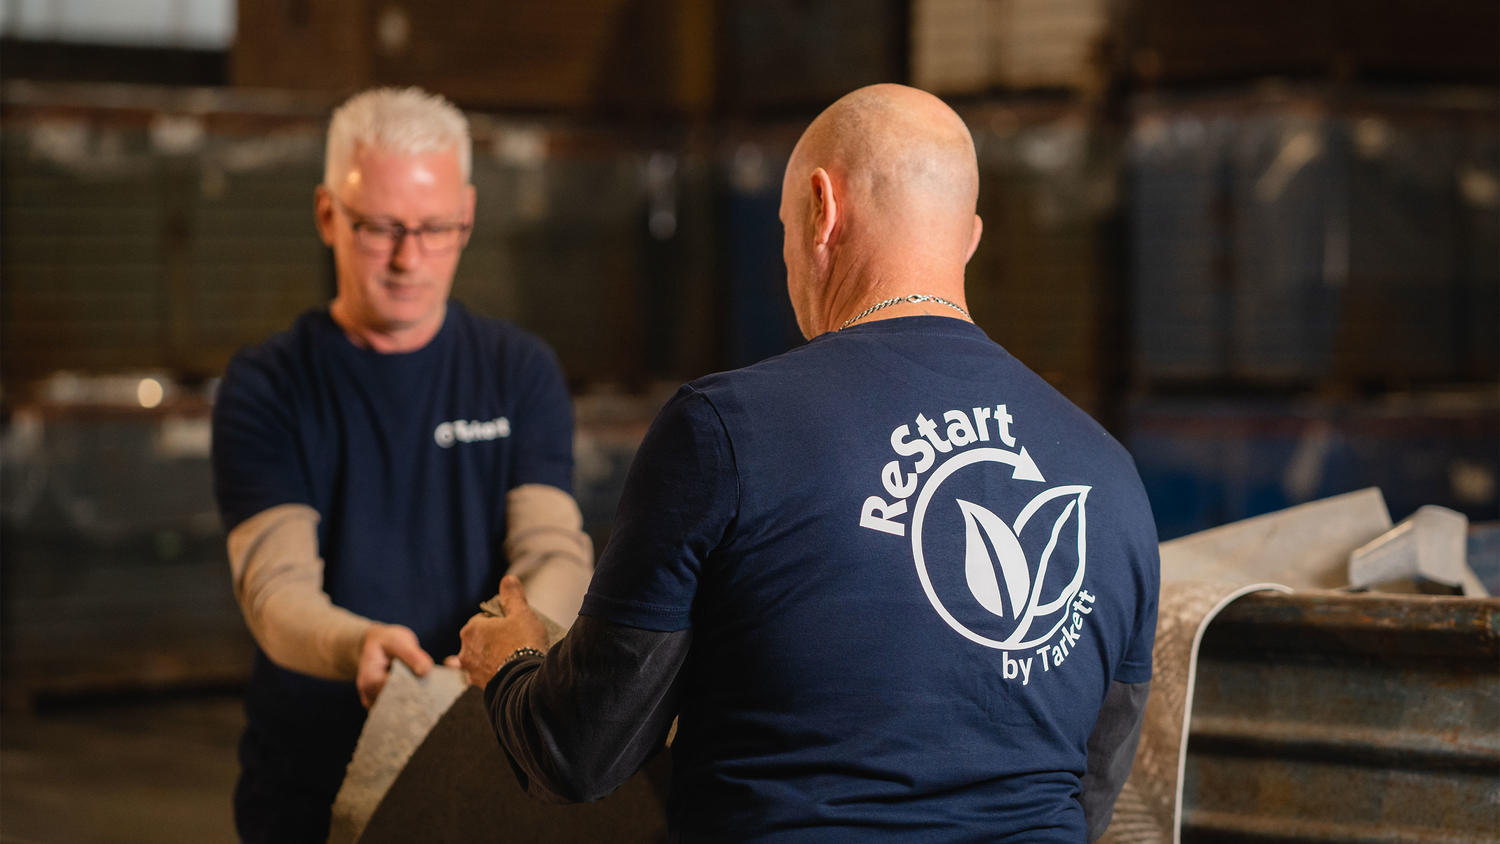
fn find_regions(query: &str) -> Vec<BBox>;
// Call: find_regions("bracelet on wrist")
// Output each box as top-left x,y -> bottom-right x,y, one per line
505,646 -> 546,665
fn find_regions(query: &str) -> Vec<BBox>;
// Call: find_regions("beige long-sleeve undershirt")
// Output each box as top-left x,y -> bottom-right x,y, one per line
227,484 -> 594,680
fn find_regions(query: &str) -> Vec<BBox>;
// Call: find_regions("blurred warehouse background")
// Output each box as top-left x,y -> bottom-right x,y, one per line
0,1 -> 1496,839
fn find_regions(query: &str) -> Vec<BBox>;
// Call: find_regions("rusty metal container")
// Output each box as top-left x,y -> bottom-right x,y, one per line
1183,591 -> 1500,842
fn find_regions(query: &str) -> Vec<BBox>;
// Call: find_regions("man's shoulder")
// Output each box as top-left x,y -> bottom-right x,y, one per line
680,322 -> 1140,469
686,336 -> 834,394
443,301 -> 559,364
683,320 -> 1001,408
224,308 -> 330,379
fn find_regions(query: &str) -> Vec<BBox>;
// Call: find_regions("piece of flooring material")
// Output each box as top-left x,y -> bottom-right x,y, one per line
329,663 -> 468,844
328,662 -> 670,844
1104,489 -> 1397,843
1348,505 -> 1488,597
1097,581 -> 1289,844
1158,487 -> 1392,589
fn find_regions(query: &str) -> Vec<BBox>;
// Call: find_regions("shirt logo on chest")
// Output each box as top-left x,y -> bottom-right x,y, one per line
434,416 -> 511,448
856,403 -> 1095,686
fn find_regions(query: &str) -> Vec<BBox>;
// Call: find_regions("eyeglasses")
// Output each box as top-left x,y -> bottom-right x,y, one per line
330,195 -> 472,256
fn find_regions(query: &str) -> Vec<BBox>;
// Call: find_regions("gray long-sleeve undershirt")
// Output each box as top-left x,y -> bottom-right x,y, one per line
1082,678 -> 1151,842
485,615 -> 690,803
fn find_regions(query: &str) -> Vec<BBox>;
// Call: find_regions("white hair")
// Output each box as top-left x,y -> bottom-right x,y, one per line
323,87 -> 472,189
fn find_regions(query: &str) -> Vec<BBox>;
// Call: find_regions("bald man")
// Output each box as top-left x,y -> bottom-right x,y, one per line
458,85 -> 1159,842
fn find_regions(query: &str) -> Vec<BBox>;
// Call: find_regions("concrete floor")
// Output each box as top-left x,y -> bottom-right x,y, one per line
1,693 -> 243,844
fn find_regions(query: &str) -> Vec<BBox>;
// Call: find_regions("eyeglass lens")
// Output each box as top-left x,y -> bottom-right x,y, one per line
353,222 -> 466,254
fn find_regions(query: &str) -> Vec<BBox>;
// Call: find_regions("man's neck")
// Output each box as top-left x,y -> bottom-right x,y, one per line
822,259 -> 970,334
329,301 -> 446,353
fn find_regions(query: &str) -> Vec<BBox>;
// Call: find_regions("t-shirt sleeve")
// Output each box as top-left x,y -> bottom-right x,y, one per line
506,337 -> 575,494
1114,484 -> 1160,684
212,352 -> 313,532
579,386 -> 737,632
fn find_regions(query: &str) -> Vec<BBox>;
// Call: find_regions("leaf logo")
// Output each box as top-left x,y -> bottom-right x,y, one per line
956,499 -> 1028,619
908,447 -> 1090,651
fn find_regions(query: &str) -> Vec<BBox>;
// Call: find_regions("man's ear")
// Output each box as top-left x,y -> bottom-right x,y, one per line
314,185 -> 336,247
966,214 -> 983,263
810,168 -> 837,248
461,183 -> 477,246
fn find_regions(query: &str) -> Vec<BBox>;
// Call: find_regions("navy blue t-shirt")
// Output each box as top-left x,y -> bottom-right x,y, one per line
582,316 -> 1158,842
212,301 -> 574,785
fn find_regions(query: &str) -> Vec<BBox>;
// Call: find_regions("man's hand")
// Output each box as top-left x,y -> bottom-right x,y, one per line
455,575 -> 549,687
356,623 -> 434,708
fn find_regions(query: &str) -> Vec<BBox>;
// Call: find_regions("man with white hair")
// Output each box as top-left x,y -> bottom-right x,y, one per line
212,87 -> 592,842
457,84 -> 1158,842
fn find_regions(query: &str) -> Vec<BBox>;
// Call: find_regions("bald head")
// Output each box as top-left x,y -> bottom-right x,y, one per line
793,84 -> 978,248
780,84 -> 983,338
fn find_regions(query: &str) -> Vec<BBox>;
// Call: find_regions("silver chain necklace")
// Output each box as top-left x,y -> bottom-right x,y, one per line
839,294 -> 970,331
